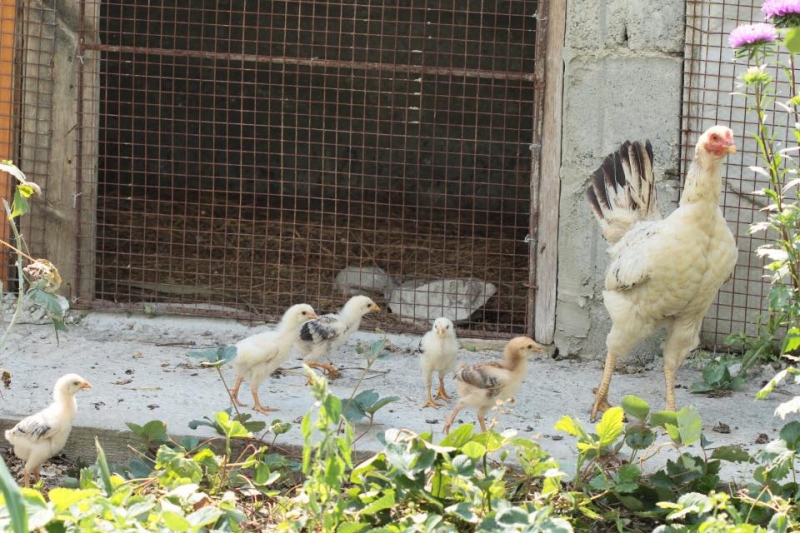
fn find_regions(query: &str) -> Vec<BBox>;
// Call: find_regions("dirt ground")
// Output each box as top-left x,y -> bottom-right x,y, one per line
0,302 -> 797,486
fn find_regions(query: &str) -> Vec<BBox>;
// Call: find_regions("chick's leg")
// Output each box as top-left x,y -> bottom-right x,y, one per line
443,402 -> 463,434
251,383 -> 277,414
476,406 -> 493,432
307,362 -> 340,380
22,467 -> 30,488
230,377 -> 247,406
434,373 -> 451,400
422,371 -> 440,409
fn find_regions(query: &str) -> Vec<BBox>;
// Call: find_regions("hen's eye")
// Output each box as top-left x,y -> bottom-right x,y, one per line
710,134 -> 718,141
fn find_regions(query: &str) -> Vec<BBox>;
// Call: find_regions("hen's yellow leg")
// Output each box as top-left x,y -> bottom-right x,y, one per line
591,350 -> 618,422
664,366 -> 678,412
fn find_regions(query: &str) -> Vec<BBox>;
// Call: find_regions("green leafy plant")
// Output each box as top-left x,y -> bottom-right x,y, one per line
728,5 -> 800,421
0,161 -> 68,367
689,358 -> 746,394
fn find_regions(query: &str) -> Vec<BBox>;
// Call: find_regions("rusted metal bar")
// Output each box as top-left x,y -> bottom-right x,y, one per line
83,42 -> 540,83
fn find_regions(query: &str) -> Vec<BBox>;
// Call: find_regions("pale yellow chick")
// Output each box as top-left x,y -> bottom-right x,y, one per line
419,317 -> 459,409
5,373 -> 92,487
230,303 -> 317,413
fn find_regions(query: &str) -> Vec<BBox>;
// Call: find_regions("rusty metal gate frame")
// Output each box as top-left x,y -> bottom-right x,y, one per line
70,0 -> 554,339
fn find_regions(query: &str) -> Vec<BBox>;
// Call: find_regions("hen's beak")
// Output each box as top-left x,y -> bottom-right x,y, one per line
370,304 -> 381,313
725,143 -> 737,154
80,381 -> 93,390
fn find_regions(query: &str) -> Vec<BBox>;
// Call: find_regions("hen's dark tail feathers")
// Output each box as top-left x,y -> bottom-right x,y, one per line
586,140 -> 659,244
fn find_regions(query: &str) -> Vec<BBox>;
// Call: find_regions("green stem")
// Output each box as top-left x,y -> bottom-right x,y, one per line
0,201 -> 26,352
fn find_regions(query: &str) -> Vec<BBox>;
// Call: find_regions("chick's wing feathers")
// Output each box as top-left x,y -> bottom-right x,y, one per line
299,314 -> 347,343
455,362 -> 507,397
7,412 -> 56,443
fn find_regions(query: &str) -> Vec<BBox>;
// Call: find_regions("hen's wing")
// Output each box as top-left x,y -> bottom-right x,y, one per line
299,313 -> 348,344
604,220 -> 663,292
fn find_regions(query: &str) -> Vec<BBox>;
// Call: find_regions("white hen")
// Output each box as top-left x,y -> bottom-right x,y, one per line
443,337 -> 543,433
418,317 -> 459,409
5,373 -> 92,487
295,295 -> 381,380
586,126 -> 738,421
230,303 -> 317,413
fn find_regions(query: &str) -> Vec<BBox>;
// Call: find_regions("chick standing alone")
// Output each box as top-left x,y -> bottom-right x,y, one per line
443,337 -> 543,434
230,304 -> 317,413
5,373 -> 92,487
419,317 -> 459,409
295,295 -> 381,380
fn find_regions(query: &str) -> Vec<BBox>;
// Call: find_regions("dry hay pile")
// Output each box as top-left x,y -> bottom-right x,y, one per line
95,194 -> 529,335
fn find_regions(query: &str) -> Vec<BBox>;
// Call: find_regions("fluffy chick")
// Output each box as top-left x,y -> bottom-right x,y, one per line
5,373 -> 92,487
418,317 -> 459,409
230,303 -> 317,413
443,337 -> 543,434
295,295 -> 381,380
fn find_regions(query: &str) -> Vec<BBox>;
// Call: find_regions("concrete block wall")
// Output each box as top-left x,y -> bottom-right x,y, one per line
554,0 -> 687,360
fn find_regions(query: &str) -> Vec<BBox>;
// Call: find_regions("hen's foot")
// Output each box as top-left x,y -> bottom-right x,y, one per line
253,404 -> 278,414
590,388 -> 613,423
434,389 -> 451,401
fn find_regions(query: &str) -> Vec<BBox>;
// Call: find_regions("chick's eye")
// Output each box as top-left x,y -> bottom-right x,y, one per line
446,325 -> 450,329
527,344 -> 533,349
301,311 -> 307,315
710,134 -> 718,141
73,381 -> 80,386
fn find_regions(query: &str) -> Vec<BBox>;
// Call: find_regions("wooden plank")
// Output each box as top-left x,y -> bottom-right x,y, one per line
0,0 -> 16,283
20,0 -> 98,303
533,0 -> 566,343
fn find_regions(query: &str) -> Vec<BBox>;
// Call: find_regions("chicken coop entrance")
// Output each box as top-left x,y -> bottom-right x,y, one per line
69,0 -> 549,336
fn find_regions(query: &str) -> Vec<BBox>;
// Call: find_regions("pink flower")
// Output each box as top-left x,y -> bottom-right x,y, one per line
762,0 -> 800,27
762,0 -> 800,18
728,23 -> 778,48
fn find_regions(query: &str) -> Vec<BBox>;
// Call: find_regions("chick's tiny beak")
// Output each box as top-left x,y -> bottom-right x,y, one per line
307,312 -> 319,320
725,143 -> 737,154
370,304 -> 381,313
80,381 -> 93,390
436,325 -> 446,335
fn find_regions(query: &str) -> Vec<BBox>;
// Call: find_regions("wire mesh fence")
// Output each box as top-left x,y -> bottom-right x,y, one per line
1,0 -> 61,289
683,0 -> 785,348
72,0 -> 544,336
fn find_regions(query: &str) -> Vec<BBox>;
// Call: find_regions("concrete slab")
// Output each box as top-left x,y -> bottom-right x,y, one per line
0,310 -> 796,484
